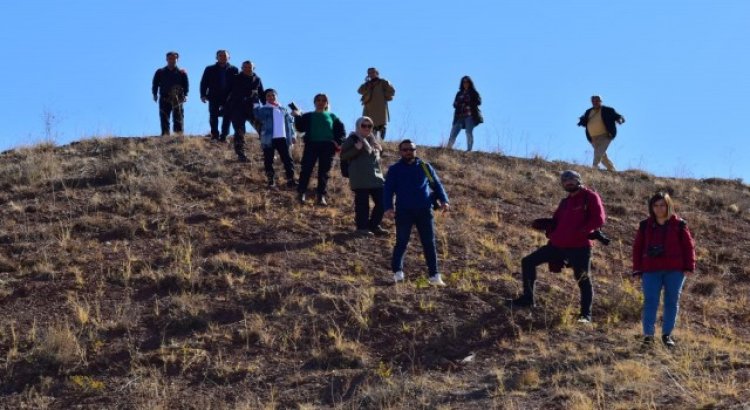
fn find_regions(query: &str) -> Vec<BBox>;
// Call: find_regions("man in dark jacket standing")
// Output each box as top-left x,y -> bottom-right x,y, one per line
228,61 -> 264,162
152,51 -> 189,136
383,140 -> 450,286
510,170 -> 606,323
200,50 -> 238,142
577,95 -> 625,171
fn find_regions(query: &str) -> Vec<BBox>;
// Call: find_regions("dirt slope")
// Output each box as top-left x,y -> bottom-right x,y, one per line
0,136 -> 749,409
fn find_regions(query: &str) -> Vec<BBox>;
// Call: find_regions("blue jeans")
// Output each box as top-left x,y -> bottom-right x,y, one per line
391,207 -> 438,277
447,116 -> 476,151
641,270 -> 686,336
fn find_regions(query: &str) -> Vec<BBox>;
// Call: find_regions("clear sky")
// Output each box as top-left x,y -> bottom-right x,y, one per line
1,1 -> 748,181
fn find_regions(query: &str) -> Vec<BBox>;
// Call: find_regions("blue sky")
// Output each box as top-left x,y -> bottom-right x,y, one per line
1,0 -> 748,181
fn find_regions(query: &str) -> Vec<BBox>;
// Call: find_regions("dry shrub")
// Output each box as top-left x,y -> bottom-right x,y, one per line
550,390 -> 595,410
510,368 -> 540,391
598,278 -> 643,324
691,277 -> 720,296
35,324 -> 84,368
0,144 -> 62,187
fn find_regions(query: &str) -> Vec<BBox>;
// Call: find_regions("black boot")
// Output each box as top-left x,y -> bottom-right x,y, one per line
508,278 -> 535,308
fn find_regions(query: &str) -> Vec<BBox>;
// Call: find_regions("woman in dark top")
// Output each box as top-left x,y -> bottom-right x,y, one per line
446,76 -> 483,152
292,93 -> 346,206
632,192 -> 696,348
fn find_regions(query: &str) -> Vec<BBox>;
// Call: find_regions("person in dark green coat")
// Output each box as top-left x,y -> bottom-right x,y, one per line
340,116 -> 387,236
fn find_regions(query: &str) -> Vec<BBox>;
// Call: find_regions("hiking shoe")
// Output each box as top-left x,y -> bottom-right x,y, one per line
238,155 -> 249,163
297,193 -> 306,204
356,229 -> 374,236
428,274 -> 446,287
370,226 -> 389,236
642,335 -> 655,346
267,179 -> 276,188
662,334 -> 676,348
286,180 -> 297,188
393,271 -> 405,283
577,315 -> 592,324
316,195 -> 328,206
508,296 -> 535,308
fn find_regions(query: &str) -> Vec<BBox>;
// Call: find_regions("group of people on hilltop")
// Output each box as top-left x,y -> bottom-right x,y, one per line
152,50 -> 689,348
152,50 -> 627,173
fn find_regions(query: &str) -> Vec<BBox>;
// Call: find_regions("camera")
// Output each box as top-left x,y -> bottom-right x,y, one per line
647,245 -> 664,257
531,218 -> 556,231
588,230 -> 611,246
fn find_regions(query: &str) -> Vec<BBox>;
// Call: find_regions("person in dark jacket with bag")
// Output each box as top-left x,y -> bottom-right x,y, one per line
292,93 -> 346,206
510,170 -> 606,323
383,140 -> 450,286
632,192 -> 696,348
228,61 -> 265,162
340,116 -> 387,236
200,50 -> 238,142
152,51 -> 189,136
446,76 -> 483,152
577,95 -> 625,172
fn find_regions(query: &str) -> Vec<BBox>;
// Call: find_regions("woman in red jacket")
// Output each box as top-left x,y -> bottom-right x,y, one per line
632,192 -> 696,347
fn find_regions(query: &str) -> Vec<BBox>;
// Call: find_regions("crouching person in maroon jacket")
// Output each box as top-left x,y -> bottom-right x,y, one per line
632,192 -> 695,348
509,170 -> 606,323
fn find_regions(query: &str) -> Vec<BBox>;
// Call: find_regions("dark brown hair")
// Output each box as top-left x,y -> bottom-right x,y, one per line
648,192 -> 674,219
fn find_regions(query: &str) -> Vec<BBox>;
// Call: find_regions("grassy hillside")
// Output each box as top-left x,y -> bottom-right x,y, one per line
0,136 -> 749,409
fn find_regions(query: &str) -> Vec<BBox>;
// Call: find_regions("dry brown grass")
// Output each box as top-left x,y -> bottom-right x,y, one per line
0,136 -> 748,408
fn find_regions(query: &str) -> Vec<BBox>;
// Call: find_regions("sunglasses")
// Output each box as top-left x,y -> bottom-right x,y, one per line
400,148 -> 416,152
360,124 -> 373,129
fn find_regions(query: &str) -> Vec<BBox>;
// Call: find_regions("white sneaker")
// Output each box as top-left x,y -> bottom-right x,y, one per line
393,271 -> 405,283
428,274 -> 446,286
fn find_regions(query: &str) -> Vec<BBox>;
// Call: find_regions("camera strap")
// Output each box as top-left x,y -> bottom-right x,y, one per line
420,162 -> 437,191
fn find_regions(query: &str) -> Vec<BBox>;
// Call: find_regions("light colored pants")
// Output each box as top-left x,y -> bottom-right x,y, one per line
590,134 -> 616,171
447,116 -> 476,151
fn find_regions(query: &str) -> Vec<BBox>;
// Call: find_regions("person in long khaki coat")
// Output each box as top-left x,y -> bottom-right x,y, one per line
357,67 -> 395,140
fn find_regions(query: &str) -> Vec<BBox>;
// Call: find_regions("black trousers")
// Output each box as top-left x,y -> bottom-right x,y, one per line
263,139 -> 295,181
159,99 -> 184,136
373,124 -> 387,140
353,188 -> 384,230
208,100 -> 231,138
297,141 -> 335,196
231,105 -> 254,157
521,245 -> 593,317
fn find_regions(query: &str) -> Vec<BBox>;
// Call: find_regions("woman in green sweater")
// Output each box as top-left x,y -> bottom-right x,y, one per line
293,93 -> 346,206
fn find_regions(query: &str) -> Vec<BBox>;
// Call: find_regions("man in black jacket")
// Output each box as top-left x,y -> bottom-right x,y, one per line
228,61 -> 265,162
152,51 -> 189,136
200,50 -> 238,142
577,95 -> 625,171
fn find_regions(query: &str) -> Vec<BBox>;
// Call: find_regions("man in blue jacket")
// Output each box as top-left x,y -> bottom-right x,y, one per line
383,140 -> 450,286
200,50 -> 238,142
